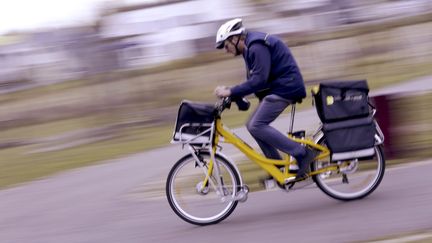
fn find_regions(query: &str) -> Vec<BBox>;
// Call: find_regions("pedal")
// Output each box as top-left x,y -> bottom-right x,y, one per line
284,175 -> 309,184
284,176 -> 297,184
263,178 -> 276,191
284,176 -> 313,191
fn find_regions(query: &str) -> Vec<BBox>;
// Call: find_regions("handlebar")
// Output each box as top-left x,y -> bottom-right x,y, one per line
215,97 -> 232,115
215,97 -> 250,116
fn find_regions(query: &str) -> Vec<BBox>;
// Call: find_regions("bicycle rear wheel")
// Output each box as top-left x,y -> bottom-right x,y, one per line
166,152 -> 240,225
312,137 -> 385,201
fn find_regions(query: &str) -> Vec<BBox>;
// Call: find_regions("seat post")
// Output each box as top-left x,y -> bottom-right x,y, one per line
288,104 -> 296,134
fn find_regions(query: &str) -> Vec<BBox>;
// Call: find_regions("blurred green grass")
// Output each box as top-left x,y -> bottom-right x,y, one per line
0,124 -> 172,187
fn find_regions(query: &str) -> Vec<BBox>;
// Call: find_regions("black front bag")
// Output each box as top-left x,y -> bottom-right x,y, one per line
314,80 -> 376,161
172,101 -> 215,142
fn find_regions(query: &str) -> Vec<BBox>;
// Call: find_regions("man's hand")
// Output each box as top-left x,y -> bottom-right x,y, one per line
214,86 -> 231,98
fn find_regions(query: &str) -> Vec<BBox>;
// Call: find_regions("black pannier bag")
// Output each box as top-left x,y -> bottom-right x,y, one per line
314,80 -> 370,123
172,101 -> 215,143
323,116 -> 376,161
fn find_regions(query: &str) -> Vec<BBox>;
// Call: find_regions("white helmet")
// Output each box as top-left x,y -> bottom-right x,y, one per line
215,18 -> 245,49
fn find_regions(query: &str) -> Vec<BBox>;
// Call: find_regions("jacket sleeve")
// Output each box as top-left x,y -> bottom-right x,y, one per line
230,43 -> 271,98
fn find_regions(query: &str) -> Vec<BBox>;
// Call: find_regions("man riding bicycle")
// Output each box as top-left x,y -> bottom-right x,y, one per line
213,18 -> 315,181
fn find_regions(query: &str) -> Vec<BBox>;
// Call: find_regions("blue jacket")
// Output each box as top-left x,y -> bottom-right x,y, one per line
230,31 -> 306,101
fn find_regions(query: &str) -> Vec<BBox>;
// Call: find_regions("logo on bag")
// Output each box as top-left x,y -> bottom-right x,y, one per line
326,95 -> 363,105
326,96 -> 334,105
344,95 -> 364,101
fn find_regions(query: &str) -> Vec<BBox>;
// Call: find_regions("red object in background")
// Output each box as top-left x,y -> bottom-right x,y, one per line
371,95 -> 396,159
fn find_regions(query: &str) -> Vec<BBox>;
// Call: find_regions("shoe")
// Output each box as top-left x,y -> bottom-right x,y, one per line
295,148 -> 316,181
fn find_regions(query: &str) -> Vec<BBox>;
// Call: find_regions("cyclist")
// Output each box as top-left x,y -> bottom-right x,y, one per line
214,18 -> 315,181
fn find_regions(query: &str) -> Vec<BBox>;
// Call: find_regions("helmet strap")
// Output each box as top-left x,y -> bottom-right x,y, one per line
233,35 -> 241,56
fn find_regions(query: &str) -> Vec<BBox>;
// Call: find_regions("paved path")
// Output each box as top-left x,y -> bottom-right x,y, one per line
1,157 -> 432,243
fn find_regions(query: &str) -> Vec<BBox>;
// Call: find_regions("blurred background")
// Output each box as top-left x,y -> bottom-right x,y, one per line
0,0 -> 431,188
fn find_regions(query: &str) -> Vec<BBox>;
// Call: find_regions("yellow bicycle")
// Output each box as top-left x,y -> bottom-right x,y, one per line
166,95 -> 385,226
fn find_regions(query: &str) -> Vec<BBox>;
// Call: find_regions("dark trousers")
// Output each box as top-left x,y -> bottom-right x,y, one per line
246,94 -> 306,160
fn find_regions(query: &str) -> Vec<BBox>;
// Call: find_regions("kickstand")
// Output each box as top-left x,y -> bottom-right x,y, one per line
342,174 -> 349,184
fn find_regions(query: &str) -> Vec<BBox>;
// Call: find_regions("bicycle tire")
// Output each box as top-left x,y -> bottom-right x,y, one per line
166,152 -> 241,225
312,136 -> 386,201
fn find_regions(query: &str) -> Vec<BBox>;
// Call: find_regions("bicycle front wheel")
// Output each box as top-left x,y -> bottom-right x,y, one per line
312,137 -> 385,201
166,152 -> 241,225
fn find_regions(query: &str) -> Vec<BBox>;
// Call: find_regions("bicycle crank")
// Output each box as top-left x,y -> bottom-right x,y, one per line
283,178 -> 314,191
339,159 -> 359,174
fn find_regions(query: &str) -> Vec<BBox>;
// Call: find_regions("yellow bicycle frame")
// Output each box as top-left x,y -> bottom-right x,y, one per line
205,117 -> 333,185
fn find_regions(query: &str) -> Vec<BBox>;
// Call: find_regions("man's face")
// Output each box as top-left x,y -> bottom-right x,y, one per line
224,36 -> 243,56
